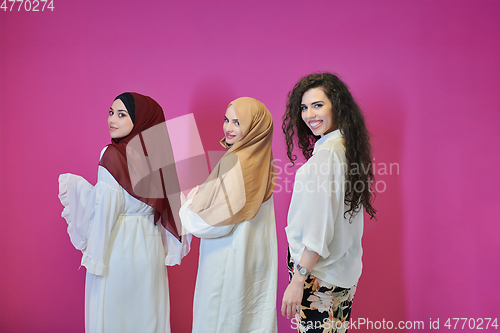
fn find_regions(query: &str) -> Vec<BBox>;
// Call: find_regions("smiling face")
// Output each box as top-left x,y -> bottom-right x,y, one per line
108,98 -> 134,139
301,87 -> 337,136
223,106 -> 243,145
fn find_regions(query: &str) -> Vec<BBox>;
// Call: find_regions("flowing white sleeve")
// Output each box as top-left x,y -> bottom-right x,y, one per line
285,148 -> 343,259
161,224 -> 192,266
58,173 -> 96,251
58,165 -> 125,276
179,199 -> 235,238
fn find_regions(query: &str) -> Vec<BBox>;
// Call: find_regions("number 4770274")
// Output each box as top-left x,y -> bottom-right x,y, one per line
1,0 -> 54,11
444,318 -> 498,330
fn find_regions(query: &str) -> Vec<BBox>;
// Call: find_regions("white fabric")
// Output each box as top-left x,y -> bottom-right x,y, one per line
286,129 -> 364,288
179,196 -> 278,333
58,147 -> 190,333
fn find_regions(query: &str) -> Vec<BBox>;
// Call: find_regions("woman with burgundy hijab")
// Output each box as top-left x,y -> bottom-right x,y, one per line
58,93 -> 190,333
179,97 -> 278,333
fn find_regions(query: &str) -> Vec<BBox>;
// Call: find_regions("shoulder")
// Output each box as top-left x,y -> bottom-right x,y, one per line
316,135 -> 343,152
314,137 -> 345,163
99,146 -> 108,160
97,165 -> 122,192
98,146 -> 125,191
99,145 -> 125,163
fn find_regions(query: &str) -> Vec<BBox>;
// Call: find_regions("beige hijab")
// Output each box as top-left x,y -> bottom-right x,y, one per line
190,97 -> 276,226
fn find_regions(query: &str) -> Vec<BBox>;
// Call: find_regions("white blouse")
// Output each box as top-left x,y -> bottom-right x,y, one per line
285,130 -> 364,288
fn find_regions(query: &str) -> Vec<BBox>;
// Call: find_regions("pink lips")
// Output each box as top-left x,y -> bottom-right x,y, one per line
110,126 -> 118,131
226,133 -> 235,139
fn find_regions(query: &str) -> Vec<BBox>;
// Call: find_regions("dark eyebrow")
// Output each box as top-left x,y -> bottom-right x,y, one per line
110,107 -> 129,113
301,101 -> 324,107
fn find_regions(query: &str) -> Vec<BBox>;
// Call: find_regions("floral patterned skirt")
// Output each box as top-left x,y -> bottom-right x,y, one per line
287,250 -> 356,333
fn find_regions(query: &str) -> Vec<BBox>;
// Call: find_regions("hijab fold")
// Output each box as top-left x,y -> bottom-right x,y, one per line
190,97 -> 276,226
99,93 -> 181,241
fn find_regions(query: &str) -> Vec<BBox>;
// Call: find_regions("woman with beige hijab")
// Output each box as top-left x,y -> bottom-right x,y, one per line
179,97 -> 278,333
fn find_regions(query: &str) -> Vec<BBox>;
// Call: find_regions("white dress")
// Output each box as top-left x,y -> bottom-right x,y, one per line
58,148 -> 190,333
179,196 -> 278,333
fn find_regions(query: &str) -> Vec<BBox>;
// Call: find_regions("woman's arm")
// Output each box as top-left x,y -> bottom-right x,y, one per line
179,197 -> 235,238
80,166 -> 124,275
282,148 -> 344,319
281,248 -> 320,319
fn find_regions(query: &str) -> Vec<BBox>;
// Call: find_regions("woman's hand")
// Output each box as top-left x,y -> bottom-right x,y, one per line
180,191 -> 187,206
282,248 -> 319,319
187,186 -> 199,201
281,274 -> 305,319
181,186 -> 199,205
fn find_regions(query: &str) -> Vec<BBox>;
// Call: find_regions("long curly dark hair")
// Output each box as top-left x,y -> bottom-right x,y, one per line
283,72 -> 376,220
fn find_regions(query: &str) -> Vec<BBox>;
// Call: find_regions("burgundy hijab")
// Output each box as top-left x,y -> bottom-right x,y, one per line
99,93 -> 180,241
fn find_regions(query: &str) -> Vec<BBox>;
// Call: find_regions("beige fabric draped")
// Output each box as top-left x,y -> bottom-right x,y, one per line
190,97 -> 276,226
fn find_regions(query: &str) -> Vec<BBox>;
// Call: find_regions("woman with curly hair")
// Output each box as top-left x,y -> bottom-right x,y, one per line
281,73 -> 376,332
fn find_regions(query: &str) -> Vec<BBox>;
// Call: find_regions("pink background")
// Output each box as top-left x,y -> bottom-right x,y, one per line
1,0 -> 500,332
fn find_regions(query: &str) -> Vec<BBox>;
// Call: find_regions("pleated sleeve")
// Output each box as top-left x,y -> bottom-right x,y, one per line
58,163 -> 125,276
